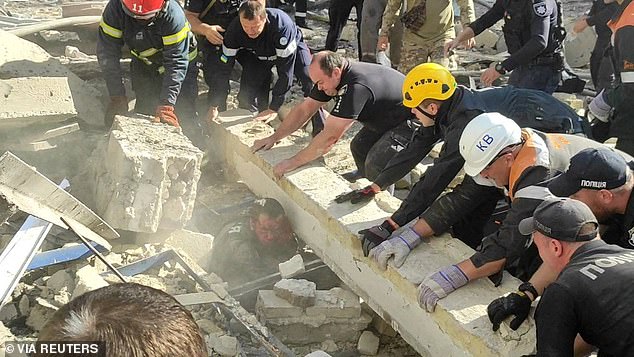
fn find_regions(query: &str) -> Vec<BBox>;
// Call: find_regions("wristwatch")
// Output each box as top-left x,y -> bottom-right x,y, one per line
494,62 -> 507,75
518,282 -> 539,300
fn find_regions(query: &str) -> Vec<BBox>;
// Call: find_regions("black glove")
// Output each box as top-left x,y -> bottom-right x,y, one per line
487,291 -> 532,331
358,220 -> 394,257
334,186 -> 378,204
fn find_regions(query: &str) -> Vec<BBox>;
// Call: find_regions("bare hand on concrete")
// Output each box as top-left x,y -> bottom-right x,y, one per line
377,35 -> 389,51
273,159 -> 294,179
253,109 -> 278,123
204,25 -> 225,45
444,38 -> 475,57
480,65 -> 501,87
251,136 -> 278,152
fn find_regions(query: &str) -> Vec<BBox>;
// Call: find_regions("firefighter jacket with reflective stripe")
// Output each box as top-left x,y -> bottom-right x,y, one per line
97,0 -> 194,106
221,8 -> 306,111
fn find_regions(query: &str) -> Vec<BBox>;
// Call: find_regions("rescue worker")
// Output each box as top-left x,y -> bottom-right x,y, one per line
208,198 -> 298,287
572,0 -> 618,92
324,0 -> 363,59
356,63 -> 589,257
220,0 -> 323,134
373,113 -> 607,313
487,147 -> 634,333
587,0 -> 634,155
358,0 -> 402,65
276,0 -> 309,29
378,0 -> 475,72
251,51 -> 422,184
445,0 -> 565,93
519,198 -> 634,356
185,0 -> 267,124
98,0 -> 198,128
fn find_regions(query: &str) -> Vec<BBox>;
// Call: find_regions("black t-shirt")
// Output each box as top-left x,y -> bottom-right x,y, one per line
535,240 -> 634,357
309,61 -> 412,133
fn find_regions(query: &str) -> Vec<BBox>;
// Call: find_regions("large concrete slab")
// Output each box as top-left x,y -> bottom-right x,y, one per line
211,109 -> 537,356
0,77 -> 77,127
0,29 -> 104,127
93,115 -> 203,233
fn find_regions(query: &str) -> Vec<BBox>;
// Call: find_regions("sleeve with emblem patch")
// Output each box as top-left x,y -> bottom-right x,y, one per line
159,2 -> 191,106
269,14 -> 301,111
97,1 -> 126,98
501,0 -> 553,71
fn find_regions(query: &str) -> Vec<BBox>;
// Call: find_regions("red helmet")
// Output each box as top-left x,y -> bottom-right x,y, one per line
121,0 -> 166,19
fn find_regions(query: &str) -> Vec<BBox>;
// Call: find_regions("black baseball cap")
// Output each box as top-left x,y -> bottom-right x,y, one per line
548,147 -> 628,197
518,197 -> 598,242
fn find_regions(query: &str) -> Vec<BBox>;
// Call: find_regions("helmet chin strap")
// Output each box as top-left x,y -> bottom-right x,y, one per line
417,105 -> 437,121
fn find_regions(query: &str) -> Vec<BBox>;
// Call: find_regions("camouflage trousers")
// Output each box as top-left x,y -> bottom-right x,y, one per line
397,32 -> 456,74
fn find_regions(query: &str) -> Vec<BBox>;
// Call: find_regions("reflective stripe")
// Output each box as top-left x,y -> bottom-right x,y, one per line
130,50 -> 154,65
295,12 -> 306,17
188,47 -> 198,61
99,19 -> 122,39
222,45 -> 238,57
158,66 -> 165,74
162,24 -> 189,45
138,47 -> 160,57
621,71 -> 634,83
514,186 -> 555,200
275,38 -> 297,58
258,55 -> 277,61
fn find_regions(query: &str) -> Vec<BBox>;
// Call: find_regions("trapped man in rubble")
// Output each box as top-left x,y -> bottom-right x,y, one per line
97,0 -> 199,129
356,63 -> 590,257
208,198 -> 299,287
252,51 -> 426,185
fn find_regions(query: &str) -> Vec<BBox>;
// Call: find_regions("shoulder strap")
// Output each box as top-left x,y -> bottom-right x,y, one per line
199,0 -> 217,20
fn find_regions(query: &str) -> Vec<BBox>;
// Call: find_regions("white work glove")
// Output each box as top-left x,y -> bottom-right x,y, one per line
369,227 -> 421,270
417,265 -> 469,312
588,90 -> 612,123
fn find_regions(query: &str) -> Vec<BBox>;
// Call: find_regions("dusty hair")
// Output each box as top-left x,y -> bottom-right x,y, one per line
250,197 -> 285,219
239,0 -> 266,20
313,51 -> 346,76
36,283 -> 207,357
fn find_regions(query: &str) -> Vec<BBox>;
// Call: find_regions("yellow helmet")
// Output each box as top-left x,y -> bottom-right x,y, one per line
402,63 -> 457,108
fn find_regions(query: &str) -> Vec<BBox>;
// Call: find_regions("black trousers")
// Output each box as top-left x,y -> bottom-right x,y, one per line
325,0 -> 363,59
590,35 -> 614,93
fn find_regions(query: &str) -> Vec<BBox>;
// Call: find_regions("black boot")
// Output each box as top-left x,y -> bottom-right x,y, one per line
296,17 -> 311,30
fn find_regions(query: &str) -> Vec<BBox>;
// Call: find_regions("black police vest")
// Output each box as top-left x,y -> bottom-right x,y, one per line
501,0 -> 563,58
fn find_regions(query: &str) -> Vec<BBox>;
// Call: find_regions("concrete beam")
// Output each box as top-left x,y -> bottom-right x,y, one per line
211,110 -> 537,356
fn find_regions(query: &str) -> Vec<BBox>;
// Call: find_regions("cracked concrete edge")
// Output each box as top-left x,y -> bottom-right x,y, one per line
211,109 -> 537,356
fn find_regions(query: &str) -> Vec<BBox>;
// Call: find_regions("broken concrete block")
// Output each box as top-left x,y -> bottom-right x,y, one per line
0,78 -> 76,128
196,319 -> 224,335
0,321 -> 15,344
93,115 -> 203,233
274,279 -> 316,308
306,288 -> 361,319
256,290 -> 303,319
46,269 -> 74,292
320,340 -> 338,353
474,29 -> 499,50
0,303 -> 17,321
207,334 -> 238,356
371,315 -> 397,337
18,295 -> 30,316
564,21 -> 596,68
135,229 -> 214,269
261,312 -> 372,344
71,265 -> 108,300
0,30 -> 105,127
357,331 -> 380,355
279,254 -> 305,279
26,298 -> 58,332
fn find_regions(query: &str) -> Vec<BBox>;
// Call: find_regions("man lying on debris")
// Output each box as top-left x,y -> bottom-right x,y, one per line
252,50 -> 426,185
97,0 -> 198,128
487,147 -> 634,334
372,113 -> 609,313
36,283 -> 208,357
357,63 -> 590,257
208,198 -> 299,287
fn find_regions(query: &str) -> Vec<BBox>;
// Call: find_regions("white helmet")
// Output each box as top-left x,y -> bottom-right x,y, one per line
459,112 -> 522,177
